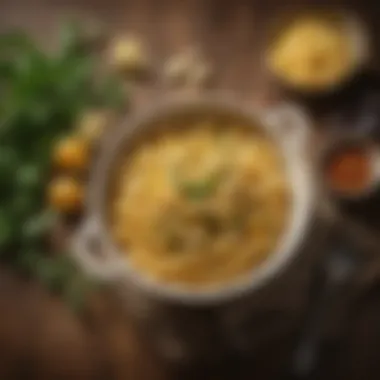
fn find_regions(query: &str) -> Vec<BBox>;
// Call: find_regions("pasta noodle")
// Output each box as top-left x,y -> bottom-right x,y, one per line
267,16 -> 353,90
109,119 -> 291,288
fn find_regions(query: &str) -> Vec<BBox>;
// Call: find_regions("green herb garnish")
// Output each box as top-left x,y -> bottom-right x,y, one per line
0,21 -> 126,311
175,169 -> 226,201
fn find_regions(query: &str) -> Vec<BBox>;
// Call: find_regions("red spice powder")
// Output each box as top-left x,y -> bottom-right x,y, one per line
326,147 -> 372,193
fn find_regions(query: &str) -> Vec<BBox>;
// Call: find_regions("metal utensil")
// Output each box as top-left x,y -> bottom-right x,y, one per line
284,231 -> 363,380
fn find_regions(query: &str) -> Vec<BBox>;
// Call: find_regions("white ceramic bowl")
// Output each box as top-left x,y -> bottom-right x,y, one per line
72,95 -> 316,306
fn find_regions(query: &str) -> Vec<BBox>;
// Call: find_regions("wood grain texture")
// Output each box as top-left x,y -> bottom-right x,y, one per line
0,0 -> 380,379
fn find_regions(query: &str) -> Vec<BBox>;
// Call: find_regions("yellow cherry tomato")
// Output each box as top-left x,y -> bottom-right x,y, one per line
48,177 -> 84,213
53,137 -> 90,171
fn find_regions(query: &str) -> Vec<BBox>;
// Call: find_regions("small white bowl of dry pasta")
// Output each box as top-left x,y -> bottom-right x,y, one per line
71,95 -> 317,360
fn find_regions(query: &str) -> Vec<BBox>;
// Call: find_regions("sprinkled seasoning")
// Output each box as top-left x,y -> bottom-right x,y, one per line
325,146 -> 372,193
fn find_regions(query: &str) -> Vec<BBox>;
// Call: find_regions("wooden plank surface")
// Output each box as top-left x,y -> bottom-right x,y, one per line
1,1 -> 380,379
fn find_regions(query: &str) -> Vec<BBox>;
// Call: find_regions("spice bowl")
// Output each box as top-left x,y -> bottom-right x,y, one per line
320,134 -> 380,202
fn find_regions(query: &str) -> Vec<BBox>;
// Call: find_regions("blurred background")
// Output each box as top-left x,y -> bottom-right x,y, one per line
1,1 -> 380,380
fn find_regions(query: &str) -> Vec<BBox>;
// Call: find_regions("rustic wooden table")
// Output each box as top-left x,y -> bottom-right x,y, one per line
1,1 -> 380,379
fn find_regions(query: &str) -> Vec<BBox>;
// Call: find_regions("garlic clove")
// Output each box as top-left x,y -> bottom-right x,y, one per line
163,52 -> 192,85
108,35 -> 149,75
163,47 -> 212,87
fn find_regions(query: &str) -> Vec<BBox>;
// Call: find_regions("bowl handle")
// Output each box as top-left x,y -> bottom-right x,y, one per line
71,217 -> 121,281
263,105 -> 311,152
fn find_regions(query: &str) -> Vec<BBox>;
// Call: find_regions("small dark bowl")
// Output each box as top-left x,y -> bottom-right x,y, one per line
320,134 -> 380,202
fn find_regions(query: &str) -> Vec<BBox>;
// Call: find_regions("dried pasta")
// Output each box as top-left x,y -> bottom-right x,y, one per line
268,16 -> 353,90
